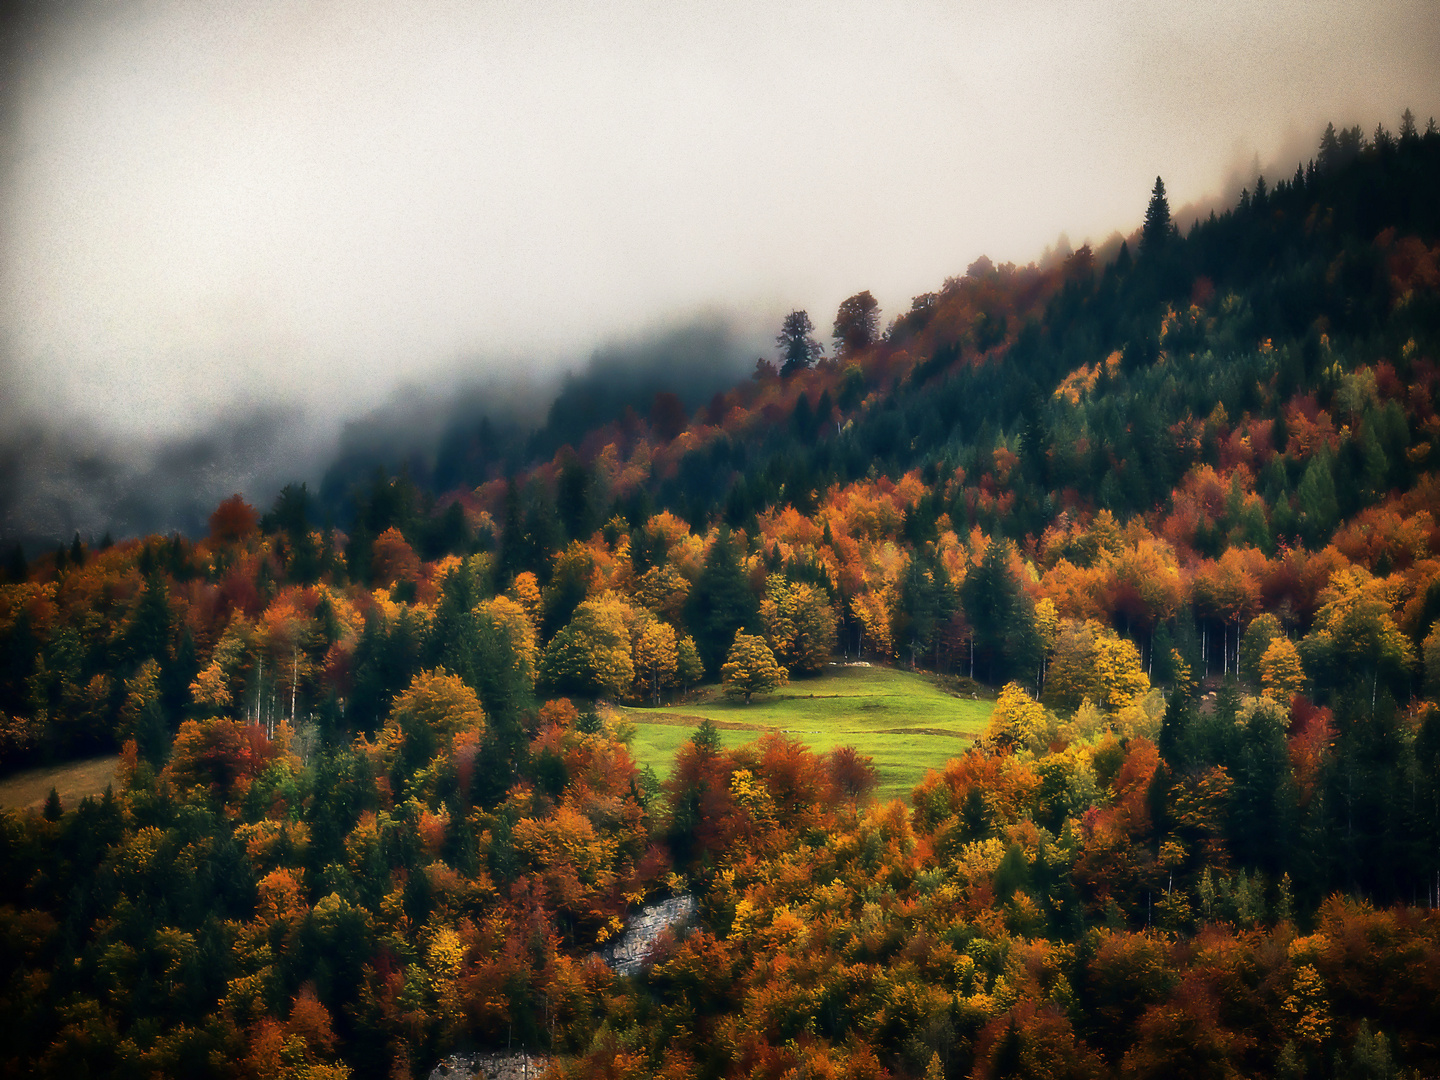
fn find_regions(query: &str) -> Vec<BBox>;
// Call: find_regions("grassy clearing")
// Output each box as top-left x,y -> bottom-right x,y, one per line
0,756 -> 119,815
618,665 -> 993,802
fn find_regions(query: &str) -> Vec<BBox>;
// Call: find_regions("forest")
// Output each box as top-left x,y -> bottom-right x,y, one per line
2,112 -> 1440,1078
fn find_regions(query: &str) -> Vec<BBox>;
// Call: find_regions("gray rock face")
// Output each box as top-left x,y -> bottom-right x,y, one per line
428,1050 -> 551,1080
426,895 -> 697,1079
596,893 -> 697,976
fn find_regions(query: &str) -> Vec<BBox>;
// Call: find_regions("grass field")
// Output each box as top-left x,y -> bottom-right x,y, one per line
0,755 -> 119,815
618,665 -> 993,802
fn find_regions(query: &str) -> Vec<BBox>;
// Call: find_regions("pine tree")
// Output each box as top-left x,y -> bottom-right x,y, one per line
1319,122 -> 1340,170
1140,176 -> 1172,258
776,310 -> 824,376
959,538 -> 1040,685
4,544 -> 26,583
1399,108 -> 1417,142
686,526 -> 759,677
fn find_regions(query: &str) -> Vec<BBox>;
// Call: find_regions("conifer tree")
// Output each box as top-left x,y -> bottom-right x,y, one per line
776,310 -> 824,376
686,526 -> 758,677
1140,176 -> 1172,258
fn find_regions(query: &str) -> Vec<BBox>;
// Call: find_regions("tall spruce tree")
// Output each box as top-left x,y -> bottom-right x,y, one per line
686,526 -> 759,677
776,310 -> 824,376
1140,175 -> 1172,258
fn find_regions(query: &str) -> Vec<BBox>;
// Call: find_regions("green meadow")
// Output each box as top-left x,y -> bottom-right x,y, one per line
618,664 -> 993,803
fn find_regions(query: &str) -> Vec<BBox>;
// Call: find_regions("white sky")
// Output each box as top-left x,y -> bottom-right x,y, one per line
2,0 -> 1438,438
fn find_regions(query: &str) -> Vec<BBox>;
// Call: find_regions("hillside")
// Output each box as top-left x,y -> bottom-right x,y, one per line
2,114 -> 1440,1079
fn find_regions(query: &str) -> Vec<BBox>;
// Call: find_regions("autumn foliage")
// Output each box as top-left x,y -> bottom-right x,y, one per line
3,112 -> 1440,1078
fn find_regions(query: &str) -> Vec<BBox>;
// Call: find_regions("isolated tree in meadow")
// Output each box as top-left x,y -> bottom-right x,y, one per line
832,291 -> 879,357
776,309 -> 824,376
722,632 -> 788,704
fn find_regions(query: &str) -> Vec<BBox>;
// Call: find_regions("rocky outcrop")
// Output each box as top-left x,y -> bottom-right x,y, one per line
426,895 -> 696,1079
428,1050 -> 551,1080
595,893 -> 697,976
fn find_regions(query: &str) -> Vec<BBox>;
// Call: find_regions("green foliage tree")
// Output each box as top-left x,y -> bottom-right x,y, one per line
961,538 -> 1041,686
1300,569 -> 1415,703
1239,613 -> 1283,684
1296,454 -> 1339,546
676,634 -> 704,694
686,526 -> 759,678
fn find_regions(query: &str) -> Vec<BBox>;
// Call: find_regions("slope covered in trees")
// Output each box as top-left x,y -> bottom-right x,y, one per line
3,113 -> 1440,1078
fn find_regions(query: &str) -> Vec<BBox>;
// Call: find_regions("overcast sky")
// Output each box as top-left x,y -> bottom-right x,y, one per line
2,0 -> 1438,441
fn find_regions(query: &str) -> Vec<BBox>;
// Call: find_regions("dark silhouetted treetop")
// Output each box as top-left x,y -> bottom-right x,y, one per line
776,309 -> 824,376
1140,175 -> 1172,257
832,291 -> 879,357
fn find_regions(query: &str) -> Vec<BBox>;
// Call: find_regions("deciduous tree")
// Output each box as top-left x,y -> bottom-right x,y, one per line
721,632 -> 788,704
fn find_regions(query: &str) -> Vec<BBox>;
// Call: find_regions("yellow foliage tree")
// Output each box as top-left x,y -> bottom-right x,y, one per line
1300,566 -> 1415,698
120,658 -> 165,760
983,682 -> 1048,752
189,618 -> 254,715
1093,631 -> 1150,713
634,563 -> 690,624
507,571 -> 543,632
633,617 -> 680,705
539,594 -> 636,698
1260,636 -> 1306,701
476,595 -> 539,690
1045,619 -> 1149,714
851,591 -> 894,658
760,577 -> 838,674
385,669 -> 486,768
721,632 -> 788,704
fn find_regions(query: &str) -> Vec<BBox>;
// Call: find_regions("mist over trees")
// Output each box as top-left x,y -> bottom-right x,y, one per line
4,111 -> 1440,1079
